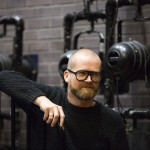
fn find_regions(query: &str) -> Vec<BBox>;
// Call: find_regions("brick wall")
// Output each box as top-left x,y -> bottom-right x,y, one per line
0,0 -> 150,149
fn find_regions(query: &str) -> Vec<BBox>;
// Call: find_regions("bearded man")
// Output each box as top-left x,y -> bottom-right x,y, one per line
0,49 -> 129,150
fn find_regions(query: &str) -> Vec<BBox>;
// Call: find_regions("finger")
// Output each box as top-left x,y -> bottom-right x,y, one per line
46,111 -> 54,124
43,109 -> 49,121
58,106 -> 65,127
51,106 -> 59,127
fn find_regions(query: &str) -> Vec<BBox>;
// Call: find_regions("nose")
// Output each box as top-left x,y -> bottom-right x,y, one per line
84,75 -> 92,82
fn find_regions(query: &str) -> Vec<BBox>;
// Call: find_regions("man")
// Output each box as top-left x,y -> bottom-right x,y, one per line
0,49 -> 129,150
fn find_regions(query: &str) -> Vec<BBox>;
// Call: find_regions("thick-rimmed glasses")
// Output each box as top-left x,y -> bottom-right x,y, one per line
67,69 -> 101,83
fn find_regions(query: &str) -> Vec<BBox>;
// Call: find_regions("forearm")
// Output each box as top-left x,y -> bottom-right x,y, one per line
0,71 -> 65,127
0,70 -> 65,127
0,70 -> 45,103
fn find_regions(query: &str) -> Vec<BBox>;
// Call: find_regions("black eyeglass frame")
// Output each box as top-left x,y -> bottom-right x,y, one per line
67,69 -> 101,83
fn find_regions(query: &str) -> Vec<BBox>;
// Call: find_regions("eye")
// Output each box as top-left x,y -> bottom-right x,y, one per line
93,72 -> 100,76
91,72 -> 101,79
77,71 -> 87,76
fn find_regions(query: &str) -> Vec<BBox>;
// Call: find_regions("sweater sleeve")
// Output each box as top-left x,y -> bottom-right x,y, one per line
0,70 -> 65,122
0,70 -> 46,104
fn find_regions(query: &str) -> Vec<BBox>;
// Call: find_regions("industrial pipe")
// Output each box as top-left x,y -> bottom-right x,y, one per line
105,0 -> 150,52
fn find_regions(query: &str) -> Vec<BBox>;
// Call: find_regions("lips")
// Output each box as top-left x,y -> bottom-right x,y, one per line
82,86 -> 94,89
84,86 -> 93,88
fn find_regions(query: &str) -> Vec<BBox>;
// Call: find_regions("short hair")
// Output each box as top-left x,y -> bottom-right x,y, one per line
67,48 -> 101,70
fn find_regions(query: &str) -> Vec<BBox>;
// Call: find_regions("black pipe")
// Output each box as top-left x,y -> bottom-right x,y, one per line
63,10 -> 105,51
63,14 -> 73,52
105,0 -> 117,52
0,112 -> 11,120
113,107 -> 150,129
121,108 -> 150,120
12,16 -> 24,67
105,0 -> 150,52
11,98 -> 16,150
0,16 -> 24,65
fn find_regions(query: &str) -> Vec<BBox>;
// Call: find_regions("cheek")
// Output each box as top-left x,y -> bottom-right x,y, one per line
69,78 -> 80,88
94,83 -> 100,89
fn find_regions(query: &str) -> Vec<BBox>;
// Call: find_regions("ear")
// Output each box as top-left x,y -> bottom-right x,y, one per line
64,70 -> 69,83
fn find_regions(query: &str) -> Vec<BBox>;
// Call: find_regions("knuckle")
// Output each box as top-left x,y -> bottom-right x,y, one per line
44,107 -> 51,112
46,120 -> 51,124
53,106 -> 58,110
54,114 -> 59,119
58,105 -> 62,109
61,114 -> 65,118
58,106 -> 63,111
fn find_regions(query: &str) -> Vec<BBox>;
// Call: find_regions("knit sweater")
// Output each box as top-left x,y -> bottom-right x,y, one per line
0,70 -> 129,150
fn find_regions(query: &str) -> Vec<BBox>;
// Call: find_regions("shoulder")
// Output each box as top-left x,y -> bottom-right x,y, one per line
96,102 -> 124,128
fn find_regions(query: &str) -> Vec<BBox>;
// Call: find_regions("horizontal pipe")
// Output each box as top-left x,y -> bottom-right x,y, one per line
0,16 -> 24,27
64,10 -> 106,23
0,112 -> 11,120
121,108 -> 150,120
63,10 -> 106,51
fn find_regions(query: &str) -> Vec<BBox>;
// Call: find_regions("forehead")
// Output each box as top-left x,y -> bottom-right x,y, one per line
71,54 -> 101,71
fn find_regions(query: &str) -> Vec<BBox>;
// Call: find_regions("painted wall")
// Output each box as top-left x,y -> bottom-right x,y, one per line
0,0 -> 150,149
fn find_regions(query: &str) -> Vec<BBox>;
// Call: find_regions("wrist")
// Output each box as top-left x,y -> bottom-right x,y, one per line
33,96 -> 47,106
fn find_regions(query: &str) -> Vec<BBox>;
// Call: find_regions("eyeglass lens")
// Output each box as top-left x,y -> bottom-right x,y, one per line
76,71 -> 101,82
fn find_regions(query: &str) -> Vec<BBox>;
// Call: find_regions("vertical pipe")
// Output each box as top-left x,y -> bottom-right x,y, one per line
63,14 -> 74,52
118,20 -> 123,42
11,99 -> 16,150
12,16 -> 24,69
26,111 -> 31,150
105,0 -> 117,52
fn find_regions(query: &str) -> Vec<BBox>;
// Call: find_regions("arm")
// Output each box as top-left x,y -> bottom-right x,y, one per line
0,70 -> 65,127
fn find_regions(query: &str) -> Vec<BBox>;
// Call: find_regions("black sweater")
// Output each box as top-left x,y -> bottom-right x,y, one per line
0,70 -> 129,150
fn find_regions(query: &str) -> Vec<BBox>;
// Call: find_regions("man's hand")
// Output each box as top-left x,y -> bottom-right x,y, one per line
33,96 -> 65,127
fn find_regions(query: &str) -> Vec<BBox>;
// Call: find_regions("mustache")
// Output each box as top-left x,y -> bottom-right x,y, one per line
81,83 -> 94,88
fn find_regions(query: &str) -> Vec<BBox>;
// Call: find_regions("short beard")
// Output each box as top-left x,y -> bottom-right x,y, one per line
70,85 -> 98,101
